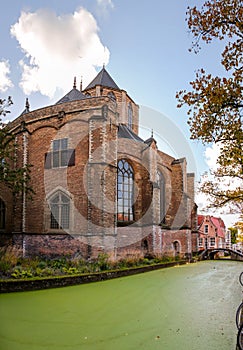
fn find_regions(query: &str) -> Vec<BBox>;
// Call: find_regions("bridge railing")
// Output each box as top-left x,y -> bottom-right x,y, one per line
198,248 -> 243,261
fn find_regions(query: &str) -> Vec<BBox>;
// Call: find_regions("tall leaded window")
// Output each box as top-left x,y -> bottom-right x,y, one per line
53,138 -> 68,168
117,159 -> 134,222
45,138 -> 75,169
158,171 -> 165,223
0,199 -> 5,230
50,192 -> 70,229
128,103 -> 133,130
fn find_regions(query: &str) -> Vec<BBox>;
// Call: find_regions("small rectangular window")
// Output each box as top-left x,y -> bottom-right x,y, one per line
210,237 -> 216,247
204,225 -> 209,234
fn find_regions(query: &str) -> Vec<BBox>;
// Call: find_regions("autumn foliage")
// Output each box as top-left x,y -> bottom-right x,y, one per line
177,0 -> 243,212
0,97 -> 32,196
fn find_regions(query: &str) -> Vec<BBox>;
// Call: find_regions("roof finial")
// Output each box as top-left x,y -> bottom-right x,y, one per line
151,129 -> 153,138
80,76 -> 83,92
25,98 -> 30,112
73,76 -> 77,89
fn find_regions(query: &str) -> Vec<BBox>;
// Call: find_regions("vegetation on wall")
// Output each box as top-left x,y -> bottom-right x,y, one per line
0,97 -> 32,196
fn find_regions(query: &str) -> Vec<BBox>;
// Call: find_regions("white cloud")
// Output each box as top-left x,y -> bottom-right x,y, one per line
96,0 -> 114,12
10,8 -> 110,98
204,143 -> 221,170
0,60 -> 13,92
195,142 -> 240,227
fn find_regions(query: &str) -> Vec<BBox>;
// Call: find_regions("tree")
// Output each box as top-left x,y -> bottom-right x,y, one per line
0,97 -> 32,195
228,226 -> 237,244
177,0 -> 243,213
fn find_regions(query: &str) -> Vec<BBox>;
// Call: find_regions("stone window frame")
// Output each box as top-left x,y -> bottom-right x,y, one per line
204,224 -> 209,234
117,159 -> 134,223
45,138 -> 75,169
46,189 -> 73,232
0,198 -> 6,230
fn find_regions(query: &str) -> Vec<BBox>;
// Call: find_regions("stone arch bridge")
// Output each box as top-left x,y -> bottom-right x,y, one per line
199,248 -> 243,261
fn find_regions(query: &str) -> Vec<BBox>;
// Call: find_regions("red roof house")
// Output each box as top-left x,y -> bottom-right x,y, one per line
197,215 -> 226,251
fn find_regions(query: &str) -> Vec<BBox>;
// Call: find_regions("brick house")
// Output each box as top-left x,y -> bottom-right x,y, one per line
0,67 -> 197,260
197,215 -> 226,251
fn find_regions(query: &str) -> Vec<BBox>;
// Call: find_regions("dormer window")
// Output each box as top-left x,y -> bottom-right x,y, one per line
128,102 -> 133,130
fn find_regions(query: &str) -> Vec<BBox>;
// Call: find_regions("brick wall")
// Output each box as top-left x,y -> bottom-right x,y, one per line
0,92 -> 197,259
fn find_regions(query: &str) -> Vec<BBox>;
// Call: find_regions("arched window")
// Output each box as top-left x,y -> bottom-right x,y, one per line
173,241 -> 180,257
128,103 -> 133,130
158,171 -> 166,224
50,192 -> 70,229
108,91 -> 116,101
117,159 -> 134,222
0,199 -> 5,230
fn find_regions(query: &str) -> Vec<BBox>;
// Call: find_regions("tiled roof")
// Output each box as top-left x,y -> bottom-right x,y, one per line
118,124 -> 144,143
198,215 -> 205,226
84,67 -> 120,90
56,88 -> 88,105
211,217 -> 225,238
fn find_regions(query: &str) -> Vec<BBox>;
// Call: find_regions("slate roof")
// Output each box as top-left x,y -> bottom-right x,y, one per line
118,124 -> 144,143
84,67 -> 120,90
56,88 -> 88,105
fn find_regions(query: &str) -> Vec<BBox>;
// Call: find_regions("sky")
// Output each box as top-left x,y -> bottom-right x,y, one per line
0,0 -> 238,227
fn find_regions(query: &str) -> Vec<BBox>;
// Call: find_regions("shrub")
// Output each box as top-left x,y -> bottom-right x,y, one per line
0,247 -> 19,276
11,266 -> 33,279
62,267 -> 79,275
96,253 -> 111,271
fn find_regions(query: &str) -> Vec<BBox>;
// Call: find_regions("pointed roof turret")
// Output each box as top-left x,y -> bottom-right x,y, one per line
84,66 -> 120,91
56,77 -> 88,105
73,76 -> 77,89
20,98 -> 30,115
144,129 -> 157,147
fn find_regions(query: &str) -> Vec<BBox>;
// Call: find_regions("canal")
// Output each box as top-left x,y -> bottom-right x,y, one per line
0,260 -> 242,350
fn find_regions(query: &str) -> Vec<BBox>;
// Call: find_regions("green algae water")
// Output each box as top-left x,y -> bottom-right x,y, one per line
0,260 -> 242,350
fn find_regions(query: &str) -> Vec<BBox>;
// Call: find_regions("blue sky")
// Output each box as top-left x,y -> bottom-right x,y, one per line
0,0 -> 237,226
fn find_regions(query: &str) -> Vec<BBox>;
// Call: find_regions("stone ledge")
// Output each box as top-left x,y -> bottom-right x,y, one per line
0,260 -> 188,293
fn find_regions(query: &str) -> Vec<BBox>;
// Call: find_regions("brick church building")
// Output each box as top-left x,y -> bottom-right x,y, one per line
0,67 -> 197,260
